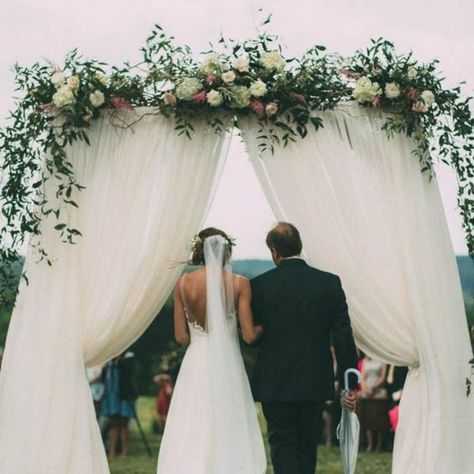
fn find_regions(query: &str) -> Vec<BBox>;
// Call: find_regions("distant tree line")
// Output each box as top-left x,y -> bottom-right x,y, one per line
0,257 -> 472,395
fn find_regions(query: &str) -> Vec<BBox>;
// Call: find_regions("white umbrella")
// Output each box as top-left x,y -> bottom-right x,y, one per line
337,368 -> 362,474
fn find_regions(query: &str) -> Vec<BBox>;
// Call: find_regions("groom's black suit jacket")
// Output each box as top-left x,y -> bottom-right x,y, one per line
250,258 -> 358,402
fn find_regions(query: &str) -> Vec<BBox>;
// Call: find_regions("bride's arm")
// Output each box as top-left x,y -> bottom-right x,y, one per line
174,281 -> 190,346
237,277 -> 263,344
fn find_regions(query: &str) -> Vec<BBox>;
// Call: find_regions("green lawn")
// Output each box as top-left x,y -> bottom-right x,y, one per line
109,397 -> 392,474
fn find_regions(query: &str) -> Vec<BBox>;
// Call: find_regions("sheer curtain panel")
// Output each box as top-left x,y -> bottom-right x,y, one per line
241,103 -> 474,473
0,109 -> 230,473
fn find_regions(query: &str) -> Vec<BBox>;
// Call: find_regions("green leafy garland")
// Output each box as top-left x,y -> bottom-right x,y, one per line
1,23 -> 473,310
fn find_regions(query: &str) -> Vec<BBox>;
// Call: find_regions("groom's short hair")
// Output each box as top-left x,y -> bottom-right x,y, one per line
266,222 -> 302,258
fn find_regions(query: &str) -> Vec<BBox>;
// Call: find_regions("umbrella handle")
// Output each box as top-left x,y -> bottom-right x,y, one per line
344,368 -> 361,392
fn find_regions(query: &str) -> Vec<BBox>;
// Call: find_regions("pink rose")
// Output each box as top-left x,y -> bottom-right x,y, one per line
412,101 -> 429,113
289,92 -> 307,105
407,87 -> 417,101
251,99 -> 265,117
265,102 -> 279,116
192,90 -> 207,104
206,74 -> 217,85
372,95 -> 381,107
163,92 -> 177,106
110,96 -> 134,111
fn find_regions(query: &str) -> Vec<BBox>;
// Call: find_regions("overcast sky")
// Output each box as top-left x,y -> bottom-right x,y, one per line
1,0 -> 471,258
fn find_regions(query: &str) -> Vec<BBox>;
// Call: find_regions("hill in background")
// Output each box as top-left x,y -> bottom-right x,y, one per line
0,256 -> 472,394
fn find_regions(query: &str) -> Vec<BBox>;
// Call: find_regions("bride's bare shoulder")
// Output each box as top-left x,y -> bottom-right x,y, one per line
179,268 -> 205,283
233,273 -> 250,288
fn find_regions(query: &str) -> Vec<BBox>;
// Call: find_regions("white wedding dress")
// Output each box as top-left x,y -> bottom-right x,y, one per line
156,236 -> 267,474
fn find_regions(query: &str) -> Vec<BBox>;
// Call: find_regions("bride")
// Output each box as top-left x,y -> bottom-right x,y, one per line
156,227 -> 267,474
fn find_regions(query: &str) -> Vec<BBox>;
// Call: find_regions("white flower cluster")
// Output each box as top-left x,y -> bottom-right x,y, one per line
407,67 -> 418,80
89,90 -> 105,107
176,78 -> 202,100
229,85 -> 251,108
222,71 -> 236,84
51,72 -> 66,88
51,71 -> 81,108
207,89 -> 223,106
190,234 -> 203,251
50,70 -> 110,109
352,70 -> 435,114
96,73 -> 109,86
260,51 -> 286,73
384,82 -> 400,99
249,79 -> 267,97
421,90 -> 435,106
232,56 -> 250,73
413,90 -> 435,113
52,86 -> 75,108
200,54 -> 222,75
352,77 -> 381,103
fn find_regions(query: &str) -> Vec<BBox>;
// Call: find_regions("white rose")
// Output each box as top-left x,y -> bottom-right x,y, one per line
407,67 -> 418,80
260,51 -> 286,72
421,90 -> 435,107
371,81 -> 381,95
96,73 -> 109,86
89,90 -> 105,107
232,56 -> 250,73
207,89 -> 223,107
176,78 -> 202,101
352,77 -> 381,103
200,54 -> 222,75
221,71 -> 236,84
52,85 -> 75,108
384,82 -> 400,99
249,79 -> 267,97
66,75 -> 80,91
265,102 -> 279,116
51,71 -> 65,88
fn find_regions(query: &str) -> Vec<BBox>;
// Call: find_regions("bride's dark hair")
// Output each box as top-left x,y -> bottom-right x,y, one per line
191,227 -> 233,265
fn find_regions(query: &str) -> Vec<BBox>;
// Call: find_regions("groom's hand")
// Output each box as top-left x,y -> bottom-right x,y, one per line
342,390 -> 358,412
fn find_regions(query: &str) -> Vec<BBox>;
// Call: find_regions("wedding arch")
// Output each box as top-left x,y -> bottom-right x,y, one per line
0,23 -> 473,473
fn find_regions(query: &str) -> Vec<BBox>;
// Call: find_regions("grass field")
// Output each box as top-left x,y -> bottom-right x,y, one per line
109,398 -> 392,474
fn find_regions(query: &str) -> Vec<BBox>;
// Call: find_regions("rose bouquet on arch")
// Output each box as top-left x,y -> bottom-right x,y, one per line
341,38 -> 474,257
342,39 -> 438,138
1,23 -> 473,309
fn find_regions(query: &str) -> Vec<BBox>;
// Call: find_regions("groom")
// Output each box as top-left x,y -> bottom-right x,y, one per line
251,222 -> 358,474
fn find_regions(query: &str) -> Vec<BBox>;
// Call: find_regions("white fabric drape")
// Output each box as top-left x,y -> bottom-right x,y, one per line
0,109 -> 230,473
240,102 -> 474,473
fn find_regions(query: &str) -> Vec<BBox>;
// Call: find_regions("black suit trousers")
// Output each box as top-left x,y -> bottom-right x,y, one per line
262,401 -> 324,474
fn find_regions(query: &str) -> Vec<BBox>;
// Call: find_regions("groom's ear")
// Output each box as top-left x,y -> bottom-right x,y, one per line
270,248 -> 280,264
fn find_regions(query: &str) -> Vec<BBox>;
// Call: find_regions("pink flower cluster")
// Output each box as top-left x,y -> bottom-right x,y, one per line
406,87 -> 429,113
110,96 -> 134,111
192,91 -> 207,104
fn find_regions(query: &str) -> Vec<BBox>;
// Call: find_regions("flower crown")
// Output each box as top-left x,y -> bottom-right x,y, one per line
190,234 -> 236,253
